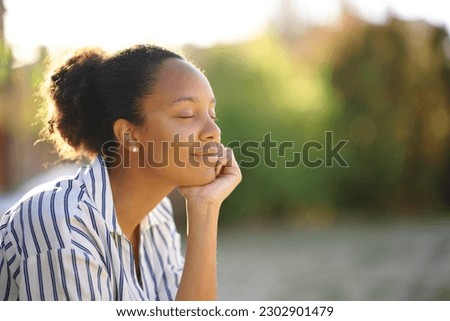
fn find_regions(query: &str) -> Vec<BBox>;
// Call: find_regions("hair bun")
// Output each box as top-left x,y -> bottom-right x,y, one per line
48,49 -> 105,151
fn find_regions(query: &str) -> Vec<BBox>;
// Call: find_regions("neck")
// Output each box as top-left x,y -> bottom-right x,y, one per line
108,165 -> 175,240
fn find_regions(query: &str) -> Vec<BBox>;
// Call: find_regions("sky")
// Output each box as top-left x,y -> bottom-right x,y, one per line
3,0 -> 450,64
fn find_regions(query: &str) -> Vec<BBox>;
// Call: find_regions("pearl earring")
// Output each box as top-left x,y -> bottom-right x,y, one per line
130,146 -> 139,153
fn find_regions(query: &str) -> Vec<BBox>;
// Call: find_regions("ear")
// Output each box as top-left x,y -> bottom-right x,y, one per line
113,119 -> 140,152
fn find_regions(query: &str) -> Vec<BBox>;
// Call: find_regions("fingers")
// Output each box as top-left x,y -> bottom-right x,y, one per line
215,145 -> 242,185
215,146 -> 227,176
225,148 -> 242,182
215,160 -> 223,177
215,145 -> 231,176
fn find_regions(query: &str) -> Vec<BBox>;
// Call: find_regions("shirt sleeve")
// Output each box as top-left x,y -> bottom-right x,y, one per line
17,248 -> 112,301
0,188 -> 114,301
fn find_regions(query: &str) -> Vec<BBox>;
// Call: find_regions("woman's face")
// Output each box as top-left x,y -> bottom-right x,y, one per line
134,58 -> 221,187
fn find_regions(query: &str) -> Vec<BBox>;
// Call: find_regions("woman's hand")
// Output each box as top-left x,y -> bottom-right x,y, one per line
178,145 -> 242,208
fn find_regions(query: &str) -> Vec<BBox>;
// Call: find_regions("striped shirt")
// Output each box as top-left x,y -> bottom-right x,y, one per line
0,155 -> 184,300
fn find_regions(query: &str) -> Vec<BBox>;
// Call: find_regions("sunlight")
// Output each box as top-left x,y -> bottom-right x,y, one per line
3,0 -> 278,63
3,0 -> 449,64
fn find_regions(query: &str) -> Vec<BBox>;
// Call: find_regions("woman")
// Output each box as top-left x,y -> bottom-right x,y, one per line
0,45 -> 241,300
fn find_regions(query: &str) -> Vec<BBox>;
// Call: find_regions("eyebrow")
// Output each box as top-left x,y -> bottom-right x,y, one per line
169,96 -> 216,106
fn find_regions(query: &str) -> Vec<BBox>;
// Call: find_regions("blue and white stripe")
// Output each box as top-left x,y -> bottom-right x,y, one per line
0,155 -> 184,300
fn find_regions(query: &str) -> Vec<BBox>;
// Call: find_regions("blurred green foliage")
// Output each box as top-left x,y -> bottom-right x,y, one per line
186,16 -> 450,225
328,18 -> 450,214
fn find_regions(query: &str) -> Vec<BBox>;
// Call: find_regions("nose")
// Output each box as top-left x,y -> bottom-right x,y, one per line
199,116 -> 221,142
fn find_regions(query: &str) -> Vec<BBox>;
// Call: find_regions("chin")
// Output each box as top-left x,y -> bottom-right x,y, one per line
180,167 -> 216,186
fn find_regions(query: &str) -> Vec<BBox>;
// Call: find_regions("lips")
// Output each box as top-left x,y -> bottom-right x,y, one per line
191,146 -> 220,157
192,152 -> 219,157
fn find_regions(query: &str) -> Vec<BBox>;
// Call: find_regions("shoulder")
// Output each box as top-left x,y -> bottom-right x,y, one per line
0,172 -> 87,255
3,172 -> 86,218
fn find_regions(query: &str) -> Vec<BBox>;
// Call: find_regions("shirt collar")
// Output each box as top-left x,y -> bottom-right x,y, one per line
79,154 -> 122,235
79,154 -> 170,235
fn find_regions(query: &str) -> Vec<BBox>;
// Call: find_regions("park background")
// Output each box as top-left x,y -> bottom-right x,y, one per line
1,0 -> 450,300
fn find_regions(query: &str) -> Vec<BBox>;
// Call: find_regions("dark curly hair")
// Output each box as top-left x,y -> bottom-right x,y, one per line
39,44 -> 183,160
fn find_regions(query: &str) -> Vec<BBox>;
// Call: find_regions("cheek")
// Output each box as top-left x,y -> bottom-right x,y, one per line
140,126 -> 178,164
140,126 -> 217,185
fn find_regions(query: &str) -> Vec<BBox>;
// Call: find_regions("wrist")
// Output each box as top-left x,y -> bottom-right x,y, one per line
185,194 -> 222,221
186,194 -> 223,209
185,201 -> 220,232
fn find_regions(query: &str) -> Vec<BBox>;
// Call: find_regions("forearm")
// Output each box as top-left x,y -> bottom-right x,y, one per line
176,202 -> 220,300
